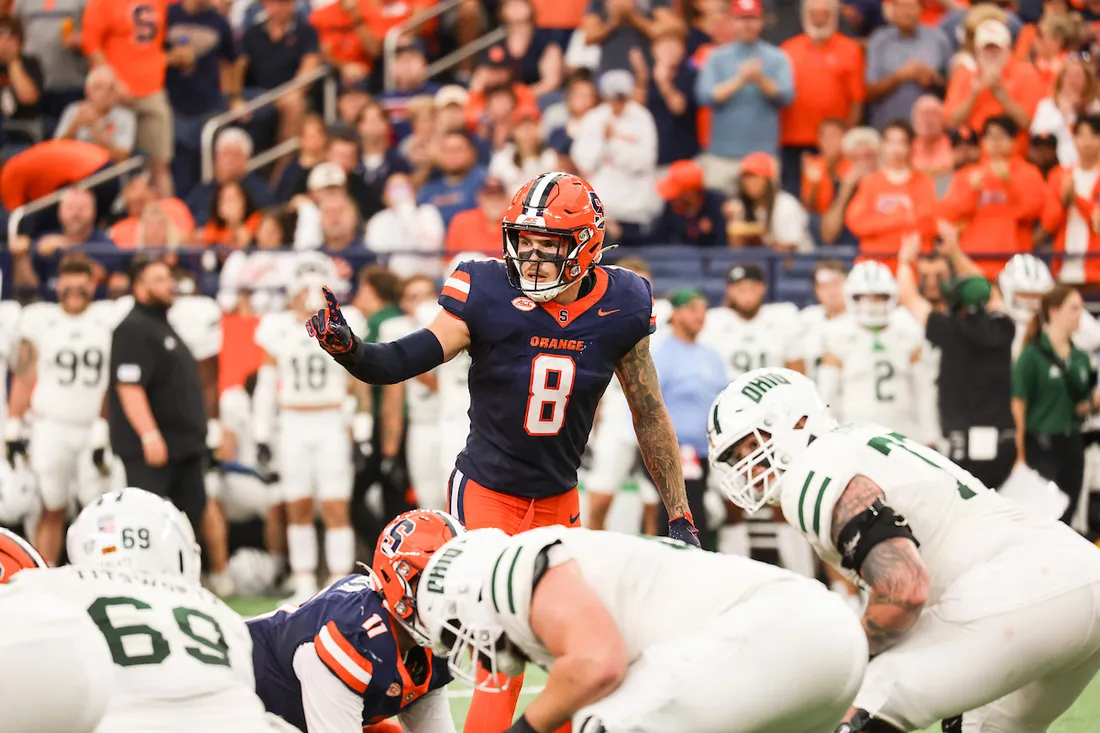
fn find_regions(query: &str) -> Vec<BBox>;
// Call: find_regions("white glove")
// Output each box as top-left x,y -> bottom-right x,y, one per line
352,412 -> 374,461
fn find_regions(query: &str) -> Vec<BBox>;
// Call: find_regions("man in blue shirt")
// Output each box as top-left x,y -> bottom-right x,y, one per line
416,130 -> 486,228
651,289 -> 728,549
695,0 -> 793,195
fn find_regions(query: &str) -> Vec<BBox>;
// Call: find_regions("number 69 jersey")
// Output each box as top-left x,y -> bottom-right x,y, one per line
18,301 -> 116,423
2,565 -> 277,732
256,309 -> 366,409
439,261 -> 654,498
778,423 -> 1077,610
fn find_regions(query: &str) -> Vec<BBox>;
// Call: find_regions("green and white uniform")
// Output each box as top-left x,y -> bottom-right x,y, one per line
778,423 -> 1100,732
699,303 -> 802,381
485,526 -> 867,733
0,565 -> 290,733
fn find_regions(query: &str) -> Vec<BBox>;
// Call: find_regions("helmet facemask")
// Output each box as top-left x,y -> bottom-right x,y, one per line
375,559 -> 431,646
712,426 -> 786,513
431,595 -> 526,691
851,294 -> 893,328
504,224 -> 591,302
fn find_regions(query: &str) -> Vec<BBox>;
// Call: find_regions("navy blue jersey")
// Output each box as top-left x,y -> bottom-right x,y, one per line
247,575 -> 451,730
439,261 -> 655,497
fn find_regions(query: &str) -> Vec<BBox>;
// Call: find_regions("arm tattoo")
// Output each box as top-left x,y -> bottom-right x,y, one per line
615,337 -> 690,518
832,475 -> 929,658
12,339 -> 35,377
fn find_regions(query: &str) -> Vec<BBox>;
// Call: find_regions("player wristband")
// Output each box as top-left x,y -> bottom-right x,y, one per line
503,715 -> 539,733
140,430 -> 162,445
333,327 -> 445,385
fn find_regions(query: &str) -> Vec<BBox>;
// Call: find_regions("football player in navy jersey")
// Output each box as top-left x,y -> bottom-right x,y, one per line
248,510 -> 463,733
307,171 -> 699,733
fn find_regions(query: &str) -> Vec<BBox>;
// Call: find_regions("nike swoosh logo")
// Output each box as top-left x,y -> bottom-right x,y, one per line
569,513 -> 581,524
597,309 -> 619,317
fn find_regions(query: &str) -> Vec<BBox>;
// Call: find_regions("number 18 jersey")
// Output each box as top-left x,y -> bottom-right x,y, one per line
778,423 -> 1071,609
439,262 -> 654,498
3,565 -> 276,732
20,302 -> 116,423
256,309 -> 365,409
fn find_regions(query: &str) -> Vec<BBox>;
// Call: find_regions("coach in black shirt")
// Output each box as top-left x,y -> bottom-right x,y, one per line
108,258 -> 207,530
898,235 -> 1017,490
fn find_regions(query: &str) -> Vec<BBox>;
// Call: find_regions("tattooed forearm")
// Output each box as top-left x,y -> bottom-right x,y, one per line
832,475 -> 929,658
12,339 -> 35,377
615,337 -> 690,518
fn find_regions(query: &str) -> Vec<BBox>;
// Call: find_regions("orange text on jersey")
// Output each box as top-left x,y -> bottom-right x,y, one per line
529,336 -> 585,352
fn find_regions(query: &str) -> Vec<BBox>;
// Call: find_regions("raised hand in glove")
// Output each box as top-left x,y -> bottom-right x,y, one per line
305,287 -> 360,356
4,418 -> 27,467
668,512 -> 701,548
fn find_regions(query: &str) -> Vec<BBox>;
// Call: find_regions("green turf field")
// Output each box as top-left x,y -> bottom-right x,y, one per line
229,596 -> 1100,731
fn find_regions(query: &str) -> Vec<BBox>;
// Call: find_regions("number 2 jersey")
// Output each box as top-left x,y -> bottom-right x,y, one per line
18,301 -> 116,423
778,423 -> 1100,613
439,261 -> 654,498
247,575 -> 453,732
1,565 -> 280,732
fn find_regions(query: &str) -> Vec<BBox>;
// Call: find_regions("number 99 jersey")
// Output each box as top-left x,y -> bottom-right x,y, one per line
256,309 -> 366,409
19,301 -> 116,423
439,261 -> 654,498
1,565 -> 276,732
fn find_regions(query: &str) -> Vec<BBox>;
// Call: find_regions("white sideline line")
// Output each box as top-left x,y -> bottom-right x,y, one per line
446,685 -> 545,699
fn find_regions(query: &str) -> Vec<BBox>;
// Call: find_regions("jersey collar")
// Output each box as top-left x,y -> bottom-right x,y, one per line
539,266 -> 609,328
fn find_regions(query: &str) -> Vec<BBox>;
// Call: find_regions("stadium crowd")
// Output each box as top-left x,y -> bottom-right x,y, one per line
3,0 -> 1100,601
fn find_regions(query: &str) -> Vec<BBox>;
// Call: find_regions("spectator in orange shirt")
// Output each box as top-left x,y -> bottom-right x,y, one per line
778,0 -> 864,195
444,174 -> 509,255
202,181 -> 262,247
845,119 -> 938,267
82,0 -> 174,195
821,125 -> 880,245
464,54 -> 537,132
310,0 -> 432,85
910,94 -> 954,190
110,170 -> 195,248
944,19 -> 1045,156
1025,14 -> 1073,93
1030,57 -> 1100,166
800,117 -> 850,215
939,115 -> 1047,277
1041,114 -> 1100,284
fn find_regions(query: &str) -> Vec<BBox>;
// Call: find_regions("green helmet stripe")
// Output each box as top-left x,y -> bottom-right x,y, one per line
489,549 -> 507,614
506,546 -> 523,614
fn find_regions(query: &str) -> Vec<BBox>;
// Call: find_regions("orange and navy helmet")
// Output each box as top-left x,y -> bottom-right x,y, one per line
372,509 -> 464,645
0,527 -> 48,583
502,171 -> 608,302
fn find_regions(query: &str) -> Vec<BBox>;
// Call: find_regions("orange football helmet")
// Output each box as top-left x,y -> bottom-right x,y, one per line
0,527 -> 47,583
502,171 -> 608,302
372,509 -> 464,645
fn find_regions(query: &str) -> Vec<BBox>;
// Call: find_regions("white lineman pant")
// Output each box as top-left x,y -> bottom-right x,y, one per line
277,409 -> 352,503
438,419 -> 469,498
30,418 -> 92,511
408,423 -> 444,511
857,535 -> 1100,732
586,419 -> 658,503
0,587 -> 113,733
574,580 -> 867,733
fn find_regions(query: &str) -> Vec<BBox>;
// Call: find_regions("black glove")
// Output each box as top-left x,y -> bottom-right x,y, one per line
668,512 -> 701,548
380,455 -> 410,497
305,286 -> 360,356
5,437 -> 27,466
503,715 -> 538,733
257,443 -> 273,472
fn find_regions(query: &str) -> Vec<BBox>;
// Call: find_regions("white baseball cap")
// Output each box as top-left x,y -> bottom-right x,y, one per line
307,162 -> 347,192
975,20 -> 1011,50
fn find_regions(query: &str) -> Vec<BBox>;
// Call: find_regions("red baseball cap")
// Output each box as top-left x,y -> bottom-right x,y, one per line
656,160 -> 705,200
740,152 -> 777,179
730,0 -> 763,17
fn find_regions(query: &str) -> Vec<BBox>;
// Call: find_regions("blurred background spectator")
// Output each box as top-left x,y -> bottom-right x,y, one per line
55,66 -> 134,163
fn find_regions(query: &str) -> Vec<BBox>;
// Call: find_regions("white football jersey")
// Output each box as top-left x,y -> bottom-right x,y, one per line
796,304 -> 845,378
379,313 -> 439,424
778,423 -> 1080,610
20,301 -> 115,423
255,310 -> 364,409
220,387 -> 258,468
415,301 -> 471,425
820,310 -> 928,440
699,303 -> 802,381
3,565 -> 277,732
484,527 -> 797,670
0,300 -> 21,423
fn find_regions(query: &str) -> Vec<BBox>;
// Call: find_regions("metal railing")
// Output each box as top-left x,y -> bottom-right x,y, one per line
7,156 -> 146,243
200,65 -> 337,184
382,0 -> 506,91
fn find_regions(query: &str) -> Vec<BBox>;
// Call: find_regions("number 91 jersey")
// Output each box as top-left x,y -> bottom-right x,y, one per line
256,309 -> 365,409
20,301 -> 116,423
439,261 -> 654,498
3,565 -> 272,731
699,303 -> 801,381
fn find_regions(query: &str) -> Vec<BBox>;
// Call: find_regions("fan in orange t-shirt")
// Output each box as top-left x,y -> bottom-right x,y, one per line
844,120 -> 938,269
444,175 -> 510,256
939,115 -> 1046,278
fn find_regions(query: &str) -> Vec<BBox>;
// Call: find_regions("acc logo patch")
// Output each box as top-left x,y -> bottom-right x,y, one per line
386,683 -> 402,697
512,297 -> 536,312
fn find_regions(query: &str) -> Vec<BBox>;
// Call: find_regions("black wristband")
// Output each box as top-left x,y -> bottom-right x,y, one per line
504,715 -> 539,733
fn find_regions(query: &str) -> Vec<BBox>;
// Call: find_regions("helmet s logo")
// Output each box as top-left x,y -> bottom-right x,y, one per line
511,296 -> 536,312
380,519 -> 416,558
740,373 -> 791,404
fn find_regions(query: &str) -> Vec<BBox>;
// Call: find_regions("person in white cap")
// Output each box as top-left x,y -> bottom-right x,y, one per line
944,19 -> 1043,134
571,69 -> 662,245
291,161 -> 349,250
